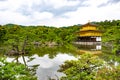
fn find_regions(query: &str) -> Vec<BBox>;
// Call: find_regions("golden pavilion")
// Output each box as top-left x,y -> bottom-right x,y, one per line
77,22 -> 102,42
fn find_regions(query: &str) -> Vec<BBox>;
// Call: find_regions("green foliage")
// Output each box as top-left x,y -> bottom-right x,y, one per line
1,20 -> 120,54
95,20 -> 120,54
96,66 -> 120,80
1,20 -> 120,80
0,24 -> 79,54
0,25 -> 6,43
1,24 -> 79,45
58,53 -> 120,80
58,54 -> 104,80
0,57 -> 37,80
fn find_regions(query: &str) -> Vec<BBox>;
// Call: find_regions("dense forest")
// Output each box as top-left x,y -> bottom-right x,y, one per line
95,20 -> 120,54
0,20 -> 120,80
0,20 -> 120,54
0,24 -> 80,54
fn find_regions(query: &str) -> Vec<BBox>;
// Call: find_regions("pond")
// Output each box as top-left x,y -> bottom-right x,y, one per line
0,45 -> 78,80
7,53 -> 77,80
1,44 -> 120,80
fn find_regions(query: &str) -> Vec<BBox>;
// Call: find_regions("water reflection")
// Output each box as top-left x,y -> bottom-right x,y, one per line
6,52 -> 77,80
96,45 -> 101,50
6,44 -> 102,80
75,44 -> 102,51
3,43 -> 120,80
3,44 -> 120,80
28,53 -> 77,80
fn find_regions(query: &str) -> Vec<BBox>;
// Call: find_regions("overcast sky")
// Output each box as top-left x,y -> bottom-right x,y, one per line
0,0 -> 120,27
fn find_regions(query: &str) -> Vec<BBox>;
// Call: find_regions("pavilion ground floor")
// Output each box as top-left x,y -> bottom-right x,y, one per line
77,36 -> 101,42
75,36 -> 101,45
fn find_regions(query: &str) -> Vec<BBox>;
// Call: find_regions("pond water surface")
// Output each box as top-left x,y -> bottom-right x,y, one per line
1,44 -> 120,80
7,53 -> 77,80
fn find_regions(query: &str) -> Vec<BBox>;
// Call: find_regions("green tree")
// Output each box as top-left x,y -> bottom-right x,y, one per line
58,54 -> 103,80
58,53 -> 120,80
0,25 -> 6,43
96,66 -> 120,80
0,57 -> 37,80
96,20 -> 120,54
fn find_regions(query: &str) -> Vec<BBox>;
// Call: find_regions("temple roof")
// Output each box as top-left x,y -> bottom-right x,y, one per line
80,30 -> 102,32
78,22 -> 102,37
81,22 -> 97,27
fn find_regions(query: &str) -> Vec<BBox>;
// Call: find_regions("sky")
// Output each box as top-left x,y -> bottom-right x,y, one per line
0,0 -> 120,27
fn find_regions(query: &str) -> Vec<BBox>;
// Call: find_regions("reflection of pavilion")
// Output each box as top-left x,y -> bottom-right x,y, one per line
76,22 -> 102,45
75,44 -> 102,54
75,44 -> 101,51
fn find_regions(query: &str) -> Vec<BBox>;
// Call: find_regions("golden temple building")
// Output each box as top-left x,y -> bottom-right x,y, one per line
77,22 -> 102,42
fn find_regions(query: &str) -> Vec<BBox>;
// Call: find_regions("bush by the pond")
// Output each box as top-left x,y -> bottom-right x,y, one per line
0,57 -> 37,80
58,53 -> 120,80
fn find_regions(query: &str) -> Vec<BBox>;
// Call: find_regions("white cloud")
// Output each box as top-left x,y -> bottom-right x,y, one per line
32,11 -> 53,20
49,0 -> 80,9
83,0 -> 108,7
63,1 -> 120,25
0,0 -> 120,27
0,11 -> 29,25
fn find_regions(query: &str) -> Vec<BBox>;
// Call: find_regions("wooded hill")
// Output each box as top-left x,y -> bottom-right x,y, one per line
0,20 -> 120,54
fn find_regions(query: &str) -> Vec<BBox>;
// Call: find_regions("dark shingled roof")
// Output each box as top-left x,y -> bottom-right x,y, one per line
81,22 -> 97,27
